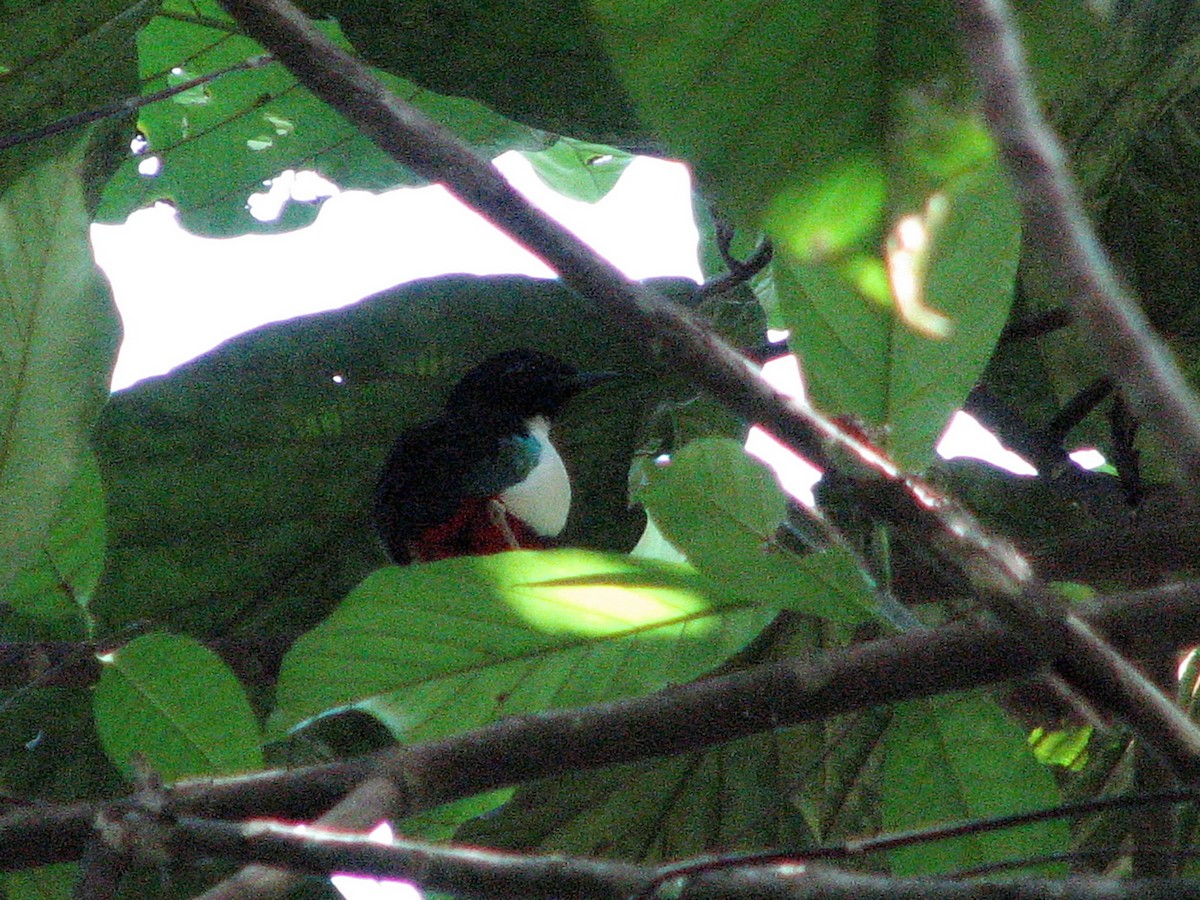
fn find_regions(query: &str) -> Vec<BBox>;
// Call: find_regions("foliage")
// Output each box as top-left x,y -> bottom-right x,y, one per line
3,0 -> 1200,897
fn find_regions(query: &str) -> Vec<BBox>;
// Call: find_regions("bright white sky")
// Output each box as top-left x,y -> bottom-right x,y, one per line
90,150 -> 1033,484
91,152 -> 701,390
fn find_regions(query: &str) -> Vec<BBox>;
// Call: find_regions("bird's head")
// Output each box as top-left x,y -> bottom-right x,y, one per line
446,348 -> 617,425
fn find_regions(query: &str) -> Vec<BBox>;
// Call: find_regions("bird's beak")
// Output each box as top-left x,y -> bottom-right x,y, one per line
571,370 -> 621,394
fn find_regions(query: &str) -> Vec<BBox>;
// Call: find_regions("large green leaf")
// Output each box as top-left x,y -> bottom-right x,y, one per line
638,437 -> 880,624
591,0 -> 879,234
93,632 -> 263,781
882,693 -> 1067,875
457,731 -> 814,861
92,276 -> 664,643
268,550 -> 775,740
95,0 -> 545,235
0,141 -> 119,598
308,0 -> 643,146
779,157 -> 1019,469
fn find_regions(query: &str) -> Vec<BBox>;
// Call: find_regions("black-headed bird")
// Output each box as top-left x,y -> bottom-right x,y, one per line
373,349 -> 615,564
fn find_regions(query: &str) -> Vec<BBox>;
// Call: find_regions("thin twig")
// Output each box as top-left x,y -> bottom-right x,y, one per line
0,55 -> 274,153
697,221 -> 773,297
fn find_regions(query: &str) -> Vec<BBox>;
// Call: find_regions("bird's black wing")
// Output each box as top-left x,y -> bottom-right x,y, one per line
372,416 -> 534,563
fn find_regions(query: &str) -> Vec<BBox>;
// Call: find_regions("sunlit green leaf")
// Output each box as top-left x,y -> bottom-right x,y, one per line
592,0 -> 878,230
779,154 -> 1019,469
268,550 -> 774,740
522,138 -> 633,203
639,437 -> 878,624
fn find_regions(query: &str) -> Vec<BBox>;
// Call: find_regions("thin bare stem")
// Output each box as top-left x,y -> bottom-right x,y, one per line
0,55 -> 273,153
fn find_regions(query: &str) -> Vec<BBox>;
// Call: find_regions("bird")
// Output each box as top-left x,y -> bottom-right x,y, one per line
373,349 -> 616,564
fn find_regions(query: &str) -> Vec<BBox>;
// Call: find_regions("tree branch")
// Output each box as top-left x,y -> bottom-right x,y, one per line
87,795 -> 1200,900
954,0 -> 1200,492
3,580 -> 1200,880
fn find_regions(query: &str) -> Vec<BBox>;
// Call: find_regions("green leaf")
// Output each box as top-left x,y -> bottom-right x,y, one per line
882,693 -> 1067,875
638,437 -> 878,624
93,632 -> 263,782
5,863 -> 76,900
591,0 -> 879,231
96,2 -> 545,235
778,158 -> 1019,469
0,140 -> 119,598
522,139 -> 633,203
458,732 -> 814,861
268,549 -> 774,740
6,451 -> 105,639
314,0 -> 642,146
92,276 -> 659,643
400,789 -> 514,843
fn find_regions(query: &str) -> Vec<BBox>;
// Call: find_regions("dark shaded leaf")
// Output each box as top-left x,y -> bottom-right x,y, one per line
312,0 -> 644,146
92,277 -> 663,643
458,732 -> 814,861
0,0 -> 152,196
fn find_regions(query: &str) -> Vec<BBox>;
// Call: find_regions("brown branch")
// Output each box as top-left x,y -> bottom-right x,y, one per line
168,817 -> 651,900
106,801 -> 1200,900
2,580 -> 1200,880
680,867 -> 1198,900
954,0 -> 1200,492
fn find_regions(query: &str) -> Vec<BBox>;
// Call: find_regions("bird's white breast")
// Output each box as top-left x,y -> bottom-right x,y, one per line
500,415 -> 570,537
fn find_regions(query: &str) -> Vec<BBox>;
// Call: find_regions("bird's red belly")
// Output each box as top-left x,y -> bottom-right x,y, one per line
411,496 -> 546,562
